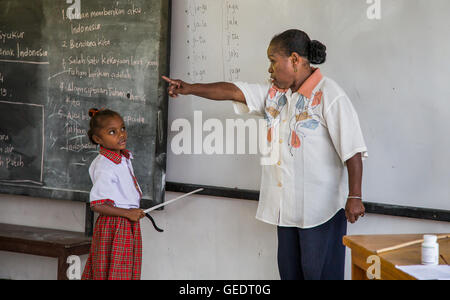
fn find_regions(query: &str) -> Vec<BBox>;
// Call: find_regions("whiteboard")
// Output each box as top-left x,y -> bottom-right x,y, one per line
167,0 -> 450,211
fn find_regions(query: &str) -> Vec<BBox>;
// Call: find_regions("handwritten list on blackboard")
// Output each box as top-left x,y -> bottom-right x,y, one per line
0,0 -> 170,207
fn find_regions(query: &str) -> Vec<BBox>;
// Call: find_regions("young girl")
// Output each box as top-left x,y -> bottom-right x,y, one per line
82,108 -> 145,280
163,29 -> 368,280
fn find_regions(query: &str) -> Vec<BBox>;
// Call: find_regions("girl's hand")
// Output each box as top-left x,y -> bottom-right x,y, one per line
345,198 -> 365,224
162,76 -> 191,98
126,209 -> 145,222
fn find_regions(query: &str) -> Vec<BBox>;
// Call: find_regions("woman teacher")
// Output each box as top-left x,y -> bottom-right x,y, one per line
163,29 -> 368,280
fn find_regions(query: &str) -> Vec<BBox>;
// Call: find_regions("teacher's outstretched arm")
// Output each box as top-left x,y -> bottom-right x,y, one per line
162,76 -> 246,104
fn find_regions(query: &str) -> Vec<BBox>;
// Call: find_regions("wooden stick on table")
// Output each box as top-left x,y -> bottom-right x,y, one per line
375,234 -> 450,255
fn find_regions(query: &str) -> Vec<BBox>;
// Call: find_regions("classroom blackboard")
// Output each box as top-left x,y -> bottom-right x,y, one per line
167,0 -> 450,214
0,0 -> 170,208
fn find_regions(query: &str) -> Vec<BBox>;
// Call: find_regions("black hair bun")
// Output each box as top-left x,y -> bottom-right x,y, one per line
308,40 -> 327,65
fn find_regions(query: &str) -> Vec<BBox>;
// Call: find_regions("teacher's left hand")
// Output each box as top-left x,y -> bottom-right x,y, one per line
345,198 -> 365,224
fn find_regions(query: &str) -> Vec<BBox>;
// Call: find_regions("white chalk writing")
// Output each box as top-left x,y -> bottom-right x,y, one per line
16,43 -> 48,58
0,30 -> 25,44
71,23 -> 102,35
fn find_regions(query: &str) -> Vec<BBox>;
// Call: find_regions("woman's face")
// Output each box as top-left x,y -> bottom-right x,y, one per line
267,44 -> 296,90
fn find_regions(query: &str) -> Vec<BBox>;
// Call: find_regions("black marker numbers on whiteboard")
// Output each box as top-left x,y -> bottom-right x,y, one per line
186,1 -> 208,82
184,1 -> 241,82
366,0 -> 381,20
223,0 -> 241,81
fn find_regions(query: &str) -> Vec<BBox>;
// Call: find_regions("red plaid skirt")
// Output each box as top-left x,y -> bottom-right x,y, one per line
82,215 -> 142,280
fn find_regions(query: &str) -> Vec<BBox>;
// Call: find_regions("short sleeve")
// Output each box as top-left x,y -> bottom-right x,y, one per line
325,95 -> 368,163
232,82 -> 270,116
89,170 -> 118,205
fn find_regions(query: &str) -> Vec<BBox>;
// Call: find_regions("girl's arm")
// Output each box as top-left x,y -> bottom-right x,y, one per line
92,204 -> 145,222
162,76 -> 246,103
345,153 -> 365,223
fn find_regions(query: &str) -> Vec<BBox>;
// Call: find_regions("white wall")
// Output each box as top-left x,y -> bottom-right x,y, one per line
1,192 -> 449,280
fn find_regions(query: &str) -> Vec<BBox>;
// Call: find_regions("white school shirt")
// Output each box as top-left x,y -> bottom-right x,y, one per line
233,68 -> 368,228
89,147 -> 142,209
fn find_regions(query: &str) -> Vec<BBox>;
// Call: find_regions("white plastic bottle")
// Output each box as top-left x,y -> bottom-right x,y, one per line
421,235 -> 439,265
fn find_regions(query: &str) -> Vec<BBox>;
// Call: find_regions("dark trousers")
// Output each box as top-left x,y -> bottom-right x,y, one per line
277,209 -> 347,280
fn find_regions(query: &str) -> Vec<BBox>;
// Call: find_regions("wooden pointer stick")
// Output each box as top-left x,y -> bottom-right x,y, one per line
375,234 -> 450,255
143,188 -> 204,214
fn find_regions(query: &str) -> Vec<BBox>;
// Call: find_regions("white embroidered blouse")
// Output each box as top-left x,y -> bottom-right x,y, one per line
233,68 -> 368,228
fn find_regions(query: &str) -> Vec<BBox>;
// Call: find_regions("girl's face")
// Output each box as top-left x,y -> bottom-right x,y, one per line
93,115 -> 127,153
267,44 -> 296,90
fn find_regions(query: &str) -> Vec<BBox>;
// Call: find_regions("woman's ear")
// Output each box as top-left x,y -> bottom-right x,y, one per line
290,52 -> 302,71
291,52 -> 309,72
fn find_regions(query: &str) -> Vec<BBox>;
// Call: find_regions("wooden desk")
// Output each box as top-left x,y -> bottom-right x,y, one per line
0,223 -> 92,280
343,234 -> 450,280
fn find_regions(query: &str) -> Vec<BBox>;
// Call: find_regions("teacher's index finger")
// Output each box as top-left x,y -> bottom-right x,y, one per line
162,75 -> 176,85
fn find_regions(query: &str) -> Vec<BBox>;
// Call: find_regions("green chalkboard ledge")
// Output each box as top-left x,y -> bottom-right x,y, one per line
165,182 -> 450,223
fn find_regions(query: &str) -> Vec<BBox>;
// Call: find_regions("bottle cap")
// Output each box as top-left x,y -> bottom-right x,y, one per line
423,235 -> 437,243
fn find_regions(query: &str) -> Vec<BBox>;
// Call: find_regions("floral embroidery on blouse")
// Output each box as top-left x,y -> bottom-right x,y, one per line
264,85 -> 324,156
264,86 -> 287,144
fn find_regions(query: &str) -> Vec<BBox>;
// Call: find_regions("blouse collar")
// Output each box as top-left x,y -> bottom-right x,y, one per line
297,68 -> 323,99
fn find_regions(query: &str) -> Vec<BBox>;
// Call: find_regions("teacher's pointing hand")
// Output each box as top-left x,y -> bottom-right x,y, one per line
162,76 -> 191,98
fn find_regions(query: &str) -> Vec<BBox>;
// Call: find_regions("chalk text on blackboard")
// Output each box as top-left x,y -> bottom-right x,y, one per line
16,43 -> 48,58
0,31 -> 25,44
68,37 -> 111,49
0,155 -> 25,169
64,6 -> 141,20
65,96 -> 81,108
65,123 -> 87,137
60,139 -> 96,153
71,23 -> 102,35
0,47 -> 15,57
61,81 -> 146,102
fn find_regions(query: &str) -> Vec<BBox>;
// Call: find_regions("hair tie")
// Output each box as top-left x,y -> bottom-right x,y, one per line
88,108 -> 107,118
88,108 -> 99,118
